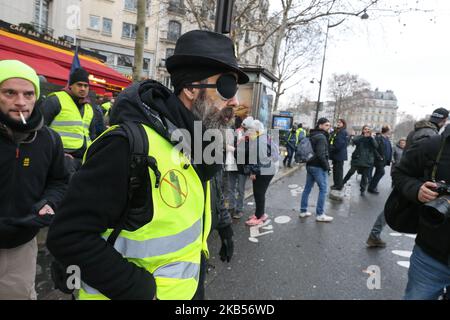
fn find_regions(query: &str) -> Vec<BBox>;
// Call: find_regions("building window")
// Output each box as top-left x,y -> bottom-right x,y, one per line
122,22 -> 135,38
124,0 -> 138,11
164,76 -> 172,89
245,30 -> 251,44
143,58 -> 151,70
102,18 -> 112,35
122,23 -> 149,40
117,54 -> 133,68
34,0 -> 50,32
89,15 -> 101,30
168,21 -> 181,41
124,0 -> 151,13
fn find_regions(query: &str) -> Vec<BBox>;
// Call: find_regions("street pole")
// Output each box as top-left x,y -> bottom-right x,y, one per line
215,0 -> 234,34
313,23 -> 330,127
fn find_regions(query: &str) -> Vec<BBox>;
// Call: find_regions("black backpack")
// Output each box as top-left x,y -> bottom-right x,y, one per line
51,121 -> 161,295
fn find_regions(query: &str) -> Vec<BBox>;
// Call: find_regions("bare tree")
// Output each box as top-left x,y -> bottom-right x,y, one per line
273,24 -> 322,111
132,0 -> 146,82
327,73 -> 371,124
394,113 -> 415,140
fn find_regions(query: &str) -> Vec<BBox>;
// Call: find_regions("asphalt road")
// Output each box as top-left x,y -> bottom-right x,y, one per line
205,162 -> 416,300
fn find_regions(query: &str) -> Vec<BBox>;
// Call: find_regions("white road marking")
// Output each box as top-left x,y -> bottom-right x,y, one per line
248,219 -> 273,241
389,233 -> 403,237
248,237 -> 259,243
404,234 -> 417,239
274,216 -> 291,224
397,261 -> 410,268
392,250 -> 413,258
288,184 -> 299,189
247,202 -> 254,206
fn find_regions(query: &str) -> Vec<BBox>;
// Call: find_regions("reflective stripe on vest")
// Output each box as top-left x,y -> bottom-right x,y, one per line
48,91 -> 93,151
101,101 -> 112,112
78,124 -> 211,300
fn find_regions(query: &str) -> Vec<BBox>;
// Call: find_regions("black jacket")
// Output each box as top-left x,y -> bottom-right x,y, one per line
40,92 -> 100,159
329,128 -> 348,162
350,135 -> 379,168
307,129 -> 330,171
46,80 -> 223,300
392,131 -> 450,266
0,108 -> 69,249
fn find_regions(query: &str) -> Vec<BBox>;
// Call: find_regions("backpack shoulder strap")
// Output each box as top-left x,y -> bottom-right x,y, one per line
106,121 -> 161,245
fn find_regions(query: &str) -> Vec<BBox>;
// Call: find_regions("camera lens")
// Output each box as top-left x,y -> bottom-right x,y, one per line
422,195 -> 450,228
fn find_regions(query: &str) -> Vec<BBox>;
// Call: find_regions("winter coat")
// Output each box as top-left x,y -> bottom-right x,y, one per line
374,135 -> 392,167
350,135 -> 380,168
0,107 -> 69,249
392,144 -> 404,165
240,133 -> 278,176
307,129 -> 330,171
46,80 -> 223,300
329,128 -> 348,162
392,131 -> 450,267
405,120 -> 439,150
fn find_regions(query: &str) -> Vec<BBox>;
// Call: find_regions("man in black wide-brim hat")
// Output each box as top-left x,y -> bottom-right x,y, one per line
47,30 -> 249,300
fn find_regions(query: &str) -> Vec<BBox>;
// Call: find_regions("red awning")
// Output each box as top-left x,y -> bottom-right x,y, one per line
0,48 -> 107,94
0,30 -> 131,89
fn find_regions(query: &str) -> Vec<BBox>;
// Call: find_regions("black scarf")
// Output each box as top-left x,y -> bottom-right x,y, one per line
0,101 -> 44,143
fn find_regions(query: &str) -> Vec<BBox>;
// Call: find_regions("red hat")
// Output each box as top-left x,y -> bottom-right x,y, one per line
104,92 -> 113,98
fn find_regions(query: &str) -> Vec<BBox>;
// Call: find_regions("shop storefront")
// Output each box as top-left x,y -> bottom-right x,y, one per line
0,20 -> 131,94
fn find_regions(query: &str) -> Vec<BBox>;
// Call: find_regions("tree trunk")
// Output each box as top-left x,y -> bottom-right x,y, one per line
133,0 -> 146,82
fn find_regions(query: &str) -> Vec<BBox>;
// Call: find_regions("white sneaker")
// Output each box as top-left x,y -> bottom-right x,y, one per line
316,214 -> 334,222
299,212 -> 312,218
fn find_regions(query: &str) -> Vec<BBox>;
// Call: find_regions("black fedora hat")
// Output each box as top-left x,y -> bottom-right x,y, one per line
166,30 -> 249,84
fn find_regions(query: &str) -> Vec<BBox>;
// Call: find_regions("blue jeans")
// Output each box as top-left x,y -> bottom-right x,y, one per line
404,245 -> 450,300
300,166 -> 328,216
370,211 -> 386,239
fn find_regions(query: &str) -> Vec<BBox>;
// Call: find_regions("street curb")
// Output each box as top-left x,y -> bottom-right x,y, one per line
244,164 -> 305,200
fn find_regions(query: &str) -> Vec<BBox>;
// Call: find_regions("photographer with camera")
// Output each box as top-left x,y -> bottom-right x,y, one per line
392,112 -> 450,300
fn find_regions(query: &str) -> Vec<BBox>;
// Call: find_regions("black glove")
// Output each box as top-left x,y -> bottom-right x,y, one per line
218,225 -> 234,263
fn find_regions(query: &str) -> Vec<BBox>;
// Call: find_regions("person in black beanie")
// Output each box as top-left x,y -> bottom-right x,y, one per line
405,107 -> 448,149
0,60 -> 68,299
40,67 -> 100,176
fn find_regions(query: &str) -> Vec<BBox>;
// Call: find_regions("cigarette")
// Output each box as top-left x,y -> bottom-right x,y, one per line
19,111 -> 26,125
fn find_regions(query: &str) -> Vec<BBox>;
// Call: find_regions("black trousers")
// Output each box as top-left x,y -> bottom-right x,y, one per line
283,145 -> 295,166
252,174 -> 274,218
368,164 -> 385,191
343,166 -> 371,192
332,160 -> 344,189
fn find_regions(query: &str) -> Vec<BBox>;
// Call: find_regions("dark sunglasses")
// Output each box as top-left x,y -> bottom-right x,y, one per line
184,74 -> 238,100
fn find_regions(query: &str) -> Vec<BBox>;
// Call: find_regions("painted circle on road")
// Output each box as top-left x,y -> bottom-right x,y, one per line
288,184 -> 299,189
274,216 -> 291,224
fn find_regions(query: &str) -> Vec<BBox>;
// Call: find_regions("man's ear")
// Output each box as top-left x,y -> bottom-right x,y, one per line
182,87 -> 196,100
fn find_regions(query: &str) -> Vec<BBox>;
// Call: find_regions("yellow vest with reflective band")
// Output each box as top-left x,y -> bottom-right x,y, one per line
101,101 -> 112,113
288,128 -> 305,145
48,91 -> 94,151
78,124 -> 211,300
330,132 -> 337,145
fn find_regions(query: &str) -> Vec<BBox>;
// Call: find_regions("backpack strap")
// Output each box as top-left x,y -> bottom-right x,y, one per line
431,134 -> 446,182
106,121 -> 161,245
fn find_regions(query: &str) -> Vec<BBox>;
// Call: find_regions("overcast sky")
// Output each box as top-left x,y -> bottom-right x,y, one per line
273,0 -> 450,120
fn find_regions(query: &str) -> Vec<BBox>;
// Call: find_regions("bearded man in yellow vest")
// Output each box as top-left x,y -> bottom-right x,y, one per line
41,67 -> 99,175
47,30 -> 249,300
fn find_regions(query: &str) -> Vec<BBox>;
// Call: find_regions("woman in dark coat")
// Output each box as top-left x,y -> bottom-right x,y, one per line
342,125 -> 380,195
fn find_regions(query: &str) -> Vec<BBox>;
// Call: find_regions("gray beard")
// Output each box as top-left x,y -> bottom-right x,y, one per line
191,89 -> 233,131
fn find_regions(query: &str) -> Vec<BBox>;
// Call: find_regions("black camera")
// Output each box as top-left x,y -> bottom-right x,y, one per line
421,182 -> 450,228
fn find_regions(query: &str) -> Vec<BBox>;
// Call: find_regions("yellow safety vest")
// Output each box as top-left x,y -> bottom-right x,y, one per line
101,101 -> 112,113
288,128 -> 305,145
48,91 -> 94,151
78,124 -> 211,300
